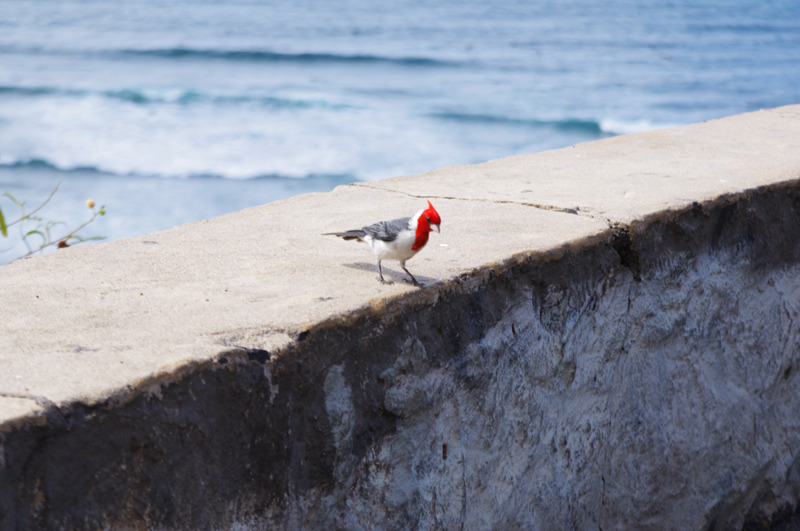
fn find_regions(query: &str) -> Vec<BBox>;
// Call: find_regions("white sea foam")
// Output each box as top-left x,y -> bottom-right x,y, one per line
599,118 -> 681,135
0,93 -> 465,181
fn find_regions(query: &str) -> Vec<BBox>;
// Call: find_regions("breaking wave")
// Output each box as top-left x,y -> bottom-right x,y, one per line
117,47 -> 459,67
431,111 -> 675,135
0,84 -> 351,109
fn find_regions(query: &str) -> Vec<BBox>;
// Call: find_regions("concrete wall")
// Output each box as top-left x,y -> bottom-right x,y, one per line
2,106 -> 800,529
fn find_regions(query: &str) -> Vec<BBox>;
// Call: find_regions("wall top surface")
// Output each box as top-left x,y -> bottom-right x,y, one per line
1,105 -> 799,427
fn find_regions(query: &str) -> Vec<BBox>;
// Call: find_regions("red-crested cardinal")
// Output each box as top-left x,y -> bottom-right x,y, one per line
325,201 -> 441,286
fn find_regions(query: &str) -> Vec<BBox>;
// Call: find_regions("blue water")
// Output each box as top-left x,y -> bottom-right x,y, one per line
1,0 -> 799,259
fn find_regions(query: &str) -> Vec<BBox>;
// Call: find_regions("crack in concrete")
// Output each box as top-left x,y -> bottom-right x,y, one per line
0,391 -> 54,411
348,182 -> 608,221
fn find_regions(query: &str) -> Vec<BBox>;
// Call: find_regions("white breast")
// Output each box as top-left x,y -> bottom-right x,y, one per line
366,228 -> 418,263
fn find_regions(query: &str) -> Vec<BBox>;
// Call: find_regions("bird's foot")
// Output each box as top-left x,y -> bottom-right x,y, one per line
378,277 -> 394,285
401,267 -> 423,288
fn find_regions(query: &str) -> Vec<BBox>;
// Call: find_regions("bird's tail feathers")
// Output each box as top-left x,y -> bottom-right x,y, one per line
323,230 -> 367,241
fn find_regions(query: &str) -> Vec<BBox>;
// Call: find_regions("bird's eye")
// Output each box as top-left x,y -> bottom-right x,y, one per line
426,216 -> 431,222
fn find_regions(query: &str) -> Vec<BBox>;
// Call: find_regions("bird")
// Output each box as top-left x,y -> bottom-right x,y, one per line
325,201 -> 441,286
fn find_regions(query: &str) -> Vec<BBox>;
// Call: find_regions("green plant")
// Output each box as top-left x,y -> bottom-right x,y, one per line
0,182 -> 106,261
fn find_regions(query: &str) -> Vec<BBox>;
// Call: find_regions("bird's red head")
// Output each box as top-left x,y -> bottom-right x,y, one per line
421,201 -> 441,232
412,201 -> 441,251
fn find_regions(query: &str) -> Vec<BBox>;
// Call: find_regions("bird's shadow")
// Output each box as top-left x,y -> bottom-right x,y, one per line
343,262 -> 437,288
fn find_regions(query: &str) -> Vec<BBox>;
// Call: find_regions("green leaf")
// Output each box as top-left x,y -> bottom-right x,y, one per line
45,220 -> 66,230
2,191 -> 22,206
23,229 -> 46,246
0,207 -> 6,237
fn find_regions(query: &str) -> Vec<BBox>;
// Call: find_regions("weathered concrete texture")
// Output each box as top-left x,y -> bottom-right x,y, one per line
321,191 -> 800,531
2,106 -> 800,529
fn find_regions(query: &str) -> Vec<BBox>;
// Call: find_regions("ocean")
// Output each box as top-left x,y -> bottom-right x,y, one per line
1,0 -> 799,260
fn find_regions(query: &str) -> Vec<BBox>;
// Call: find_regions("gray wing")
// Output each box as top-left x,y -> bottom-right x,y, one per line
363,217 -> 411,242
323,229 -> 366,240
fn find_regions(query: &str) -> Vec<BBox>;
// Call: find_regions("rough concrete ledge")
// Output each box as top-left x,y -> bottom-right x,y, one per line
2,106 -> 800,529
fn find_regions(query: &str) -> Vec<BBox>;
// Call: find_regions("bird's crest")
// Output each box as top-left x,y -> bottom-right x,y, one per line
412,201 -> 441,251
424,201 -> 441,227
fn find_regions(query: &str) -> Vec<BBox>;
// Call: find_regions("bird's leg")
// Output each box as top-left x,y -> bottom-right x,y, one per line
378,261 -> 393,284
401,264 -> 422,287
